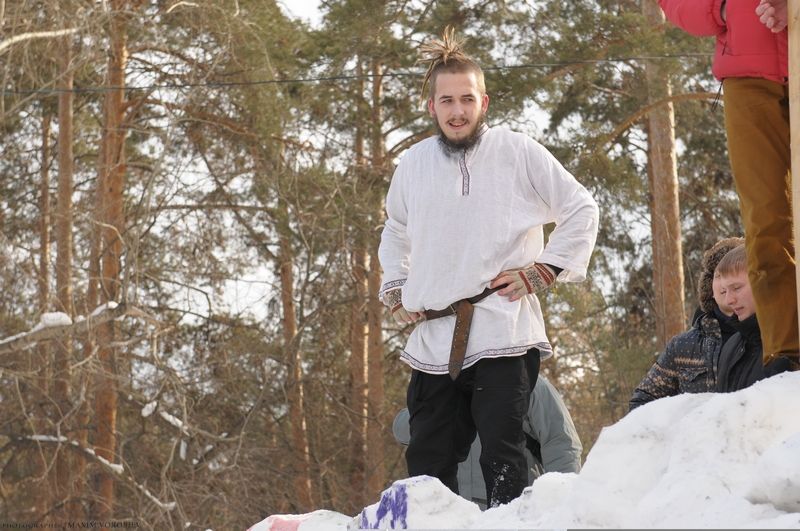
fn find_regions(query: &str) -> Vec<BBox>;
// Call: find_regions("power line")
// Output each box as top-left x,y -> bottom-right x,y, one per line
1,53 -> 713,98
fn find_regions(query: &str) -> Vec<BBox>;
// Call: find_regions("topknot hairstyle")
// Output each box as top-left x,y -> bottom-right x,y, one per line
697,237 -> 745,312
418,26 -> 485,101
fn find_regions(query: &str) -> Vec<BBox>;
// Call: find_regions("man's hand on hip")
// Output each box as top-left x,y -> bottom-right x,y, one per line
382,288 -> 424,324
491,263 -> 557,302
391,305 -> 425,325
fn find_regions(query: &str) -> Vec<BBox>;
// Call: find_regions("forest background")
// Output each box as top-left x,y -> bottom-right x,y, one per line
0,0 -> 743,529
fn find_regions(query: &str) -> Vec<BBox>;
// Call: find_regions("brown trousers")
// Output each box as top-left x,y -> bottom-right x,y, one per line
723,77 -> 799,361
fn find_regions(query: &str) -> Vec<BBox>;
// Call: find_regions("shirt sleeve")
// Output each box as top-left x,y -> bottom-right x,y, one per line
524,138 -> 599,282
378,159 -> 411,300
658,0 -> 726,36
528,377 -> 583,474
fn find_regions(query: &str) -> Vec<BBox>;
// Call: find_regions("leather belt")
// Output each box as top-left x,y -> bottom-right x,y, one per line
424,284 -> 506,380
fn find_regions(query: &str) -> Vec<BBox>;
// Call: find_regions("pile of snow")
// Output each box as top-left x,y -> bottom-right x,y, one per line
250,372 -> 800,530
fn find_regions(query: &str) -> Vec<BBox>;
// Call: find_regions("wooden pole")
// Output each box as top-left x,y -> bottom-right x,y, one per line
791,0 -> 800,344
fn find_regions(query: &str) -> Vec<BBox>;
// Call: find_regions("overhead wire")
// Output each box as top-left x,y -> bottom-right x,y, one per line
0,53 -> 713,98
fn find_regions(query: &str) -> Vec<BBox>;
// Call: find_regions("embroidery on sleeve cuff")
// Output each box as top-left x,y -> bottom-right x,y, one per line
382,288 -> 403,310
522,263 -> 556,293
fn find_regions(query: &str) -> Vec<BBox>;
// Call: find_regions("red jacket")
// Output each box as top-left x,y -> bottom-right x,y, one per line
659,0 -> 788,84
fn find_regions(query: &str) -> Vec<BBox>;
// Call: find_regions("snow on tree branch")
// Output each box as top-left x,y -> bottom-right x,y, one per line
0,28 -> 79,55
0,302 -> 159,355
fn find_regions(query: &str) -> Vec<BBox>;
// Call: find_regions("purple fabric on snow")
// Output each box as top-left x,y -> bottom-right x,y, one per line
360,483 -> 408,529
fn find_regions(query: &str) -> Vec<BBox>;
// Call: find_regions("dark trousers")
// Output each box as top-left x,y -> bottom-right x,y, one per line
405,350 -> 539,507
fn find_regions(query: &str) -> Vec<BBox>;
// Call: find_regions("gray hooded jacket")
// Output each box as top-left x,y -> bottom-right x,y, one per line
392,375 -> 582,508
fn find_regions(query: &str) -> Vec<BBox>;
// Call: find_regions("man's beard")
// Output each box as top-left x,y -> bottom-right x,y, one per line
436,115 -> 486,157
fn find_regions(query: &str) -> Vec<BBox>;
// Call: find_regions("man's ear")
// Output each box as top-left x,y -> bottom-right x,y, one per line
427,98 -> 435,117
481,93 -> 490,113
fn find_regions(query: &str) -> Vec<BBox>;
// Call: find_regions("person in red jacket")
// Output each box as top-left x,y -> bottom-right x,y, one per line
658,0 -> 798,368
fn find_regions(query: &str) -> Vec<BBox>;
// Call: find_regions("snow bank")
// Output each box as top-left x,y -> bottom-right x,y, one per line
251,372 -> 800,529
358,476 -> 482,529
248,510 -> 351,531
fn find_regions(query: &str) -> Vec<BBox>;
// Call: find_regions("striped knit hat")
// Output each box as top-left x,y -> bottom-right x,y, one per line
697,237 -> 745,313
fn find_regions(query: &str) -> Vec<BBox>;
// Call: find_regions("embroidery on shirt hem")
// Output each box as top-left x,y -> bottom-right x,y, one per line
400,341 -> 553,372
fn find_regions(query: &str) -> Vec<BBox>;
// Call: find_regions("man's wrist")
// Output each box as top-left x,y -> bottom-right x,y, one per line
382,288 -> 403,310
520,263 -> 557,293
534,263 -> 557,285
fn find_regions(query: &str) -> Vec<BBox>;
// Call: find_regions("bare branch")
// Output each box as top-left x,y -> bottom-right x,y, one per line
603,91 -> 717,147
18,436 -> 176,512
0,28 -> 79,55
165,1 -> 198,13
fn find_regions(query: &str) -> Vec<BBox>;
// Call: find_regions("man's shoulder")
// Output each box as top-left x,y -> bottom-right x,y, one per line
668,326 -> 699,341
719,330 -> 746,360
664,325 -> 705,355
697,312 -> 723,337
402,134 -> 438,159
485,126 -> 552,163
485,125 -> 536,145
534,374 -> 556,395
532,376 -> 567,410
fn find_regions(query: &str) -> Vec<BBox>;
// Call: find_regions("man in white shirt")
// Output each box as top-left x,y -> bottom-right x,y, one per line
378,28 -> 598,507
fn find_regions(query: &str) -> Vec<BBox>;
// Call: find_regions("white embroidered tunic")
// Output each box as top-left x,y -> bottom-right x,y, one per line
378,125 -> 599,374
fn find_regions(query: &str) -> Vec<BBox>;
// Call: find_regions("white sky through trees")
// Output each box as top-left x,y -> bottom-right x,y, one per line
280,0 -> 323,26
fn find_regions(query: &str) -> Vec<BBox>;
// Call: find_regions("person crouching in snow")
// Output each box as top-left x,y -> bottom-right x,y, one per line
630,237 -> 743,410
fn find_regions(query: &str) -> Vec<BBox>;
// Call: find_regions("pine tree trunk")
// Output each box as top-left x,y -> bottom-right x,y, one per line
94,2 -> 128,521
55,35 -> 83,521
349,246 -> 368,506
278,229 -> 313,511
347,63 -> 368,511
38,114 -> 51,316
366,245 -> 386,493
643,0 -> 686,348
81,73 -> 104,528
35,110 -> 51,520
366,57 -> 386,497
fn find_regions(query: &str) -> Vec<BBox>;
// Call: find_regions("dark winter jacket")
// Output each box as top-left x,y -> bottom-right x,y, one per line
716,314 -> 764,393
629,307 -> 735,410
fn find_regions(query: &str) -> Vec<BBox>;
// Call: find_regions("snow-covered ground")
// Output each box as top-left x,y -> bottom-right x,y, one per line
251,372 -> 800,529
